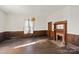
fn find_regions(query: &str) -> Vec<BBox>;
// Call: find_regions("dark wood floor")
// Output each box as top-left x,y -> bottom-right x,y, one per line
0,37 -> 79,54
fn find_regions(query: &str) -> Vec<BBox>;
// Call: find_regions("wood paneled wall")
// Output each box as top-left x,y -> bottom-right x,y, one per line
3,30 -> 47,39
0,32 -> 4,41
67,34 -> 79,46
48,22 -> 55,39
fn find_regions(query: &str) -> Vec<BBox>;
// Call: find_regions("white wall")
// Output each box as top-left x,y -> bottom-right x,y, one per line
2,6 -> 79,35
5,14 -> 48,31
0,10 -> 7,32
2,6 -> 66,32
47,6 -> 79,35
69,6 -> 79,35
3,6 -> 66,32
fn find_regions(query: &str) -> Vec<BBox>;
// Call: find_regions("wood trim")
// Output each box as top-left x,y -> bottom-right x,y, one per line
33,30 -> 47,37
48,22 -> 54,39
54,20 -> 67,25
47,30 -> 54,39
3,30 -> 47,39
67,34 -> 79,47
0,32 -> 4,41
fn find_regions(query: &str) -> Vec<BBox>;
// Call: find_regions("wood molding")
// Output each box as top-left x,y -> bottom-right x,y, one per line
54,20 -> 67,25
3,30 -> 47,39
67,34 -> 79,47
33,30 -> 47,37
46,30 -> 54,39
0,32 -> 4,41
48,22 -> 54,39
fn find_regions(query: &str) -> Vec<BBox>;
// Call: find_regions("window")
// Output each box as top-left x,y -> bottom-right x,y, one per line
24,18 -> 33,34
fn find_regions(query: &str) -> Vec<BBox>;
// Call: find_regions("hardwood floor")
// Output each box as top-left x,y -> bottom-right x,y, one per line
0,37 -> 79,54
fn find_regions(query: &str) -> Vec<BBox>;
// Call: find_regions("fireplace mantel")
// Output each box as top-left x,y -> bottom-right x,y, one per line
54,20 -> 67,46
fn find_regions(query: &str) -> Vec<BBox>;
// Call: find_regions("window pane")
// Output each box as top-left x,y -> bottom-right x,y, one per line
24,19 -> 34,34
29,20 -> 33,27
30,27 -> 33,33
25,20 -> 28,26
24,20 -> 29,34
29,20 -> 33,33
24,27 -> 29,34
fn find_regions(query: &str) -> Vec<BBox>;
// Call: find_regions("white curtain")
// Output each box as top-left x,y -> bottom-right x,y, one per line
29,19 -> 33,33
24,20 -> 29,34
24,18 -> 33,34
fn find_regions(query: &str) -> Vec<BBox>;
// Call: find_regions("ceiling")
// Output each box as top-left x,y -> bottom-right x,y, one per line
0,5 -> 67,15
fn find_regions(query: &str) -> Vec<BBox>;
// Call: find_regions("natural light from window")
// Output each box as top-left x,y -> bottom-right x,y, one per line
24,18 -> 33,34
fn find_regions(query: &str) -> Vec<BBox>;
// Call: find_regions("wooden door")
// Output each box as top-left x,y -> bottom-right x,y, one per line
48,22 -> 52,39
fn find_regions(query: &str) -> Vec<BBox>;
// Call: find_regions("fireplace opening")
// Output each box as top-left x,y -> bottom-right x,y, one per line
57,35 -> 63,41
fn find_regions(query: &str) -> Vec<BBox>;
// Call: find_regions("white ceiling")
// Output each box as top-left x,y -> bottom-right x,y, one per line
0,5 -> 67,15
